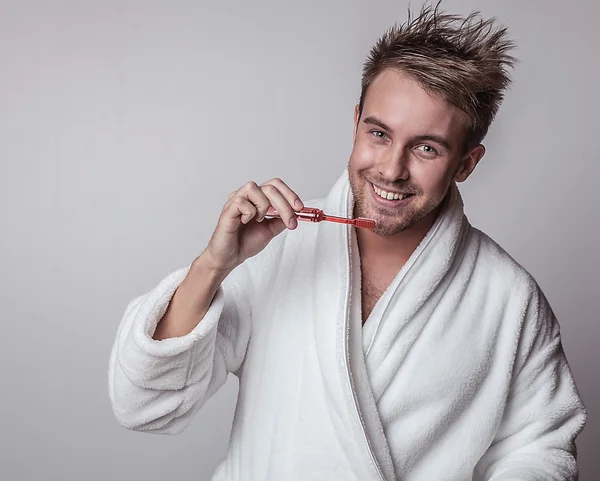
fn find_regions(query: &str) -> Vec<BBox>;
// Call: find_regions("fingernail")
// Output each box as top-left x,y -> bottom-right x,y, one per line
295,199 -> 303,209
290,217 -> 298,229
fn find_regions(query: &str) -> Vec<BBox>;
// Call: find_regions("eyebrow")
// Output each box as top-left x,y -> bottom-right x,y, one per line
363,116 -> 392,132
362,115 -> 452,151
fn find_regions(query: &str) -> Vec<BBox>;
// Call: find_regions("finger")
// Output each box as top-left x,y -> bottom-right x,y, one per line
239,181 -> 272,223
262,178 -> 304,211
260,184 -> 298,230
222,196 -> 257,227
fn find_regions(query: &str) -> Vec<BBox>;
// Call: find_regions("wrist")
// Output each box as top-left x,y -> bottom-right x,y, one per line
190,251 -> 233,286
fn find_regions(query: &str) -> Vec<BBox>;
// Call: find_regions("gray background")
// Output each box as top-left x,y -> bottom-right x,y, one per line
1,0 -> 597,479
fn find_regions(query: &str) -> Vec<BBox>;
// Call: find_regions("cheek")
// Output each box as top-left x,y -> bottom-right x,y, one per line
411,163 -> 452,194
349,140 -> 377,171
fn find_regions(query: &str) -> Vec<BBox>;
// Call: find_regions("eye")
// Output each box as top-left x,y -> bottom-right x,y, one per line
370,130 -> 389,141
415,144 -> 438,156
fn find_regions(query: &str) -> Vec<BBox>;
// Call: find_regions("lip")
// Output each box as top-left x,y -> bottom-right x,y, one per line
369,182 -> 414,207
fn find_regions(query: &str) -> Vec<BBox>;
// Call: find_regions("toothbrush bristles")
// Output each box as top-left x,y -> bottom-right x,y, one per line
353,218 -> 376,230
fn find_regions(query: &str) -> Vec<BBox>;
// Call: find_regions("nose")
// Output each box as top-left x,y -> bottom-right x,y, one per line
376,150 -> 409,182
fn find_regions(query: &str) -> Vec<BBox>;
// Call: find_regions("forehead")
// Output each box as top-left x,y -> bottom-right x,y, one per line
363,69 -> 466,140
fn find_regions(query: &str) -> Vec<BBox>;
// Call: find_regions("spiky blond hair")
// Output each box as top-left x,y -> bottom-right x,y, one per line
360,2 -> 517,151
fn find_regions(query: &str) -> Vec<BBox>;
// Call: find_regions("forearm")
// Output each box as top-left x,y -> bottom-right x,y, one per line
153,252 -> 232,340
108,266 -> 234,433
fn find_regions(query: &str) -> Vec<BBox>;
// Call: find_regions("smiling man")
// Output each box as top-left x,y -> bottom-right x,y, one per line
109,5 -> 586,481
348,66 -> 489,321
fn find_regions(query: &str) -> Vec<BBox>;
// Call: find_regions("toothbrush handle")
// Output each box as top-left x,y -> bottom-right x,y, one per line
265,206 -> 324,222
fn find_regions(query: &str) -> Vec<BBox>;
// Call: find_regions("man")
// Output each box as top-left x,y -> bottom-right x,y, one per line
109,5 -> 586,480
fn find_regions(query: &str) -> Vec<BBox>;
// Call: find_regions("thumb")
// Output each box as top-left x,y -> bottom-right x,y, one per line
264,218 -> 287,237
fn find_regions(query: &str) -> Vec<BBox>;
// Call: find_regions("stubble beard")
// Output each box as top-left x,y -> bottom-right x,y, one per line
349,170 -> 444,237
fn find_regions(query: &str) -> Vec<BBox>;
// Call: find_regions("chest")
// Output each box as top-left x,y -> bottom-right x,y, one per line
360,264 -> 396,323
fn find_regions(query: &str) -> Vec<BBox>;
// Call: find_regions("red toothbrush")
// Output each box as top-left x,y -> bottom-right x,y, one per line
265,206 -> 376,230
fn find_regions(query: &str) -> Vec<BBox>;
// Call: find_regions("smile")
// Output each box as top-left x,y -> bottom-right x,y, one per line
370,183 -> 412,201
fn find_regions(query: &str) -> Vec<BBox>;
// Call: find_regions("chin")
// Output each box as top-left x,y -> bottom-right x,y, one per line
348,167 -> 446,236
354,186 -> 440,237
370,208 -> 427,236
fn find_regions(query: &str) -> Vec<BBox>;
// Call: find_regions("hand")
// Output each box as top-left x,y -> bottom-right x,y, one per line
202,178 -> 304,273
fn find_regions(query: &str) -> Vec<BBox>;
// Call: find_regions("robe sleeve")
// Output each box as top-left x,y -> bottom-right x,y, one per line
475,285 -> 587,480
108,262 -> 253,434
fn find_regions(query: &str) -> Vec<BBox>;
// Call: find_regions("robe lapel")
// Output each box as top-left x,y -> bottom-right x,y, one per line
312,170 -> 396,481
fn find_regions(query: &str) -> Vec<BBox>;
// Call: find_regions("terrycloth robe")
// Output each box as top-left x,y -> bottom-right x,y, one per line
109,171 -> 586,480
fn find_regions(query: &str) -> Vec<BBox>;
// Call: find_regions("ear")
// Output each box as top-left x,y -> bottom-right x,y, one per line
454,144 -> 485,183
353,105 -> 360,143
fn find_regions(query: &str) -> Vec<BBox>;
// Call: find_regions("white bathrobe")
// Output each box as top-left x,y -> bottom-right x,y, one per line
109,171 -> 586,480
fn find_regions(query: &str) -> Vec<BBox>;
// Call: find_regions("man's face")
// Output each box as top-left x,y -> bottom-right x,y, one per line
348,68 -> 483,236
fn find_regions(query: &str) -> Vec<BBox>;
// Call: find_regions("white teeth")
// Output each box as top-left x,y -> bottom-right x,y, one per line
372,183 -> 408,201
